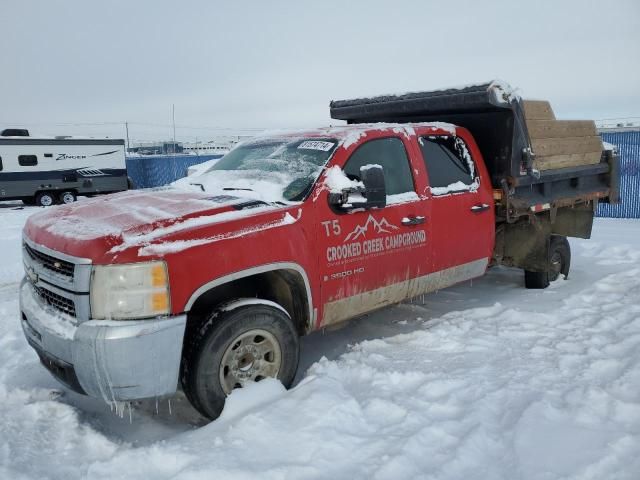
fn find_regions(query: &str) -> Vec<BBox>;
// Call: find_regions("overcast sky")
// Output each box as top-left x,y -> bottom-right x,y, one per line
2,0 -> 639,141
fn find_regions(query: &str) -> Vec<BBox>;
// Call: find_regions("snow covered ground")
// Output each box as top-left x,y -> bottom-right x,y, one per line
1,201 -> 639,480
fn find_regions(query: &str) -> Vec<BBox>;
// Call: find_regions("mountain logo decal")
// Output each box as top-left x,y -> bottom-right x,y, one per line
344,214 -> 398,242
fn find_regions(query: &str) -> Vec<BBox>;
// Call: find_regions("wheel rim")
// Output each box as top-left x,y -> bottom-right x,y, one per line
40,195 -> 53,206
219,328 -> 282,395
62,193 -> 74,204
549,251 -> 562,281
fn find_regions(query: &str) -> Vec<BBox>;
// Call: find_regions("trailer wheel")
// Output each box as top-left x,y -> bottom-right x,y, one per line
181,301 -> 299,420
35,192 -> 55,207
59,191 -> 77,204
524,235 -> 571,289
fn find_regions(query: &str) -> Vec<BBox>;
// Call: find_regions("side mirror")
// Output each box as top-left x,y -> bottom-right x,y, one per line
328,165 -> 386,210
361,164 -> 386,209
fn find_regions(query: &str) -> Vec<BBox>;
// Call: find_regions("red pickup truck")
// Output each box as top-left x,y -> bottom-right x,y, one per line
19,83 -> 618,419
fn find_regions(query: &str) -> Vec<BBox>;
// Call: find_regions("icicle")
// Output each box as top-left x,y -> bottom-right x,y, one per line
168,399 -> 172,416
155,398 -> 159,416
128,402 -> 133,424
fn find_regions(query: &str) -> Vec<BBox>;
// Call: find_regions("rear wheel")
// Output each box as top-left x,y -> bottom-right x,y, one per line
181,301 -> 299,420
524,235 -> 571,289
59,190 -> 77,204
35,192 -> 55,207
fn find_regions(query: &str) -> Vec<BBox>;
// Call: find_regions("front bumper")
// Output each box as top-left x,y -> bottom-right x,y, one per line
20,278 -> 187,402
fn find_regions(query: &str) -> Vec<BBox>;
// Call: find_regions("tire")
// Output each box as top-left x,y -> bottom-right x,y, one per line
524,235 -> 571,289
59,190 -> 77,204
181,301 -> 299,420
22,197 -> 36,206
35,192 -> 55,207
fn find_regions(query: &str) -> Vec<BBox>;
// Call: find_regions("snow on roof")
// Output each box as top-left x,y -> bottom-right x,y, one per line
256,122 -> 457,146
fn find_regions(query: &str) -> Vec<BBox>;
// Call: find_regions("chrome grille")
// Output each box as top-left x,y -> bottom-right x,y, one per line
33,284 -> 76,317
24,243 -> 75,279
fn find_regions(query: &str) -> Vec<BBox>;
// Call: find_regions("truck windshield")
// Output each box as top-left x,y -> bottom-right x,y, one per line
192,137 -> 338,202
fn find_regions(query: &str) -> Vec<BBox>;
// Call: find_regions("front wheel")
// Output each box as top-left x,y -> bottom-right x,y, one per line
524,235 -> 571,289
181,301 -> 299,420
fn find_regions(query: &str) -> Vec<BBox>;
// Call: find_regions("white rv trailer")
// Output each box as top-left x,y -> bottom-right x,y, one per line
0,130 -> 128,206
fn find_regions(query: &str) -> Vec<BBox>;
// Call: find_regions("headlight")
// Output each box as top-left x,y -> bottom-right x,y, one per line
90,261 -> 170,320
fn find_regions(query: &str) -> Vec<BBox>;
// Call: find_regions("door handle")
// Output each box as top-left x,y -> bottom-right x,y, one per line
471,204 -> 490,213
401,215 -> 426,226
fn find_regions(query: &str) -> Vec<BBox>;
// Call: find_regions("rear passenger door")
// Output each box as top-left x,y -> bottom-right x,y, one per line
317,135 -> 431,328
418,132 -> 494,279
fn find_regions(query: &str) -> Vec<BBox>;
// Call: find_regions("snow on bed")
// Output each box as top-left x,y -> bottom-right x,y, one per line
1,206 -> 639,480
488,79 -> 520,104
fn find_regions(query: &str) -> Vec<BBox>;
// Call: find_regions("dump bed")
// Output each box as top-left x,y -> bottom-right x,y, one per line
330,81 -> 619,221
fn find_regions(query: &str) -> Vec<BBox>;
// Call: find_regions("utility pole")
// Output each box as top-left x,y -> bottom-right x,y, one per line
172,104 -> 176,154
125,121 -> 130,152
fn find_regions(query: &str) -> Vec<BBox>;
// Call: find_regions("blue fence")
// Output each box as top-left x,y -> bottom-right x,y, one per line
126,154 -> 222,189
597,130 -> 640,218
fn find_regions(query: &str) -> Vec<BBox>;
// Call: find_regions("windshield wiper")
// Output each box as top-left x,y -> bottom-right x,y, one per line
223,187 -> 254,192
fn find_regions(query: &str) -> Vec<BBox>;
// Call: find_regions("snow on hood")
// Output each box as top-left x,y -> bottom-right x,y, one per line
136,208 -> 301,257
173,169 -> 297,204
26,189 -> 245,241
24,189 -> 299,257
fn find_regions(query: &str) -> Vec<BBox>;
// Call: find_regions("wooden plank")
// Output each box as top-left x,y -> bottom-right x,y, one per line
523,100 -> 555,120
528,120 -> 597,139
535,151 -> 602,171
531,135 -> 603,157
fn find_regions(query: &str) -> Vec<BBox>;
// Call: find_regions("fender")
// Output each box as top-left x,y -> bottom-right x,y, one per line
183,261 -> 315,326
219,298 -> 291,317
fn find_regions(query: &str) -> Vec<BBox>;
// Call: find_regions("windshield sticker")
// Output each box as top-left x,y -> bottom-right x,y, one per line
298,141 -> 335,152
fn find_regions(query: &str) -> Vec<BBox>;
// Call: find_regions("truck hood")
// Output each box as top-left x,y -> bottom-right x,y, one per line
24,189 -> 297,263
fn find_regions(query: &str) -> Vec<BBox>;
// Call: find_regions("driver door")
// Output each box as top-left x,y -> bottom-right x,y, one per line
316,135 -> 431,328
